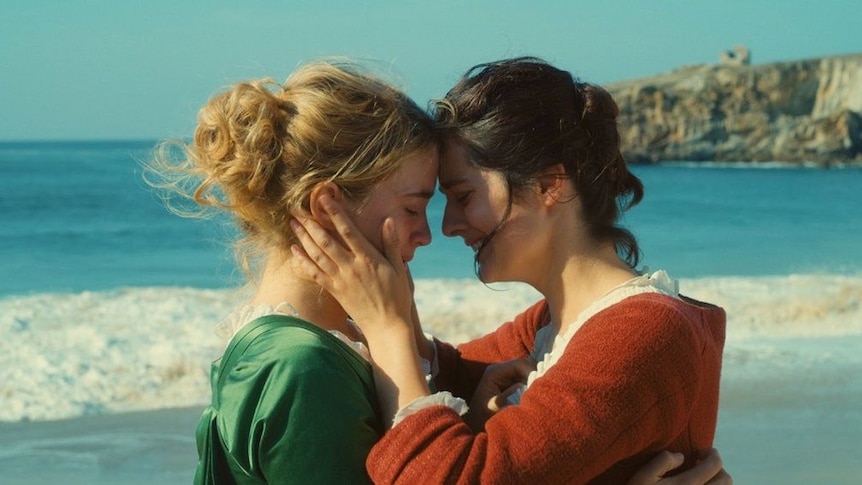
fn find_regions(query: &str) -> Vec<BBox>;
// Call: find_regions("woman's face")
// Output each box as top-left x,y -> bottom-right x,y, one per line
351,144 -> 439,264
438,140 -> 546,283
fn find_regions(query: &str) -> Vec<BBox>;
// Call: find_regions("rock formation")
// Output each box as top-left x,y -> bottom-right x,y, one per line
605,53 -> 862,165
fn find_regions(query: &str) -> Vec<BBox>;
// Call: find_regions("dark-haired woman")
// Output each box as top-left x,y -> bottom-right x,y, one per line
291,57 -> 728,484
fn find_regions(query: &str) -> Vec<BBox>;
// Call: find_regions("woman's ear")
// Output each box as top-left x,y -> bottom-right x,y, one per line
537,163 -> 572,206
308,182 -> 344,230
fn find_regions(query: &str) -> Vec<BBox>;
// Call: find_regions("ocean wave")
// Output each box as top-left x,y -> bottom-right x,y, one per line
1,274 -> 860,422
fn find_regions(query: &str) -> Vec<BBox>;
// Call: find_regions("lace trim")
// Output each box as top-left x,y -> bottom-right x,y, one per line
392,391 -> 468,427
215,302 -> 299,340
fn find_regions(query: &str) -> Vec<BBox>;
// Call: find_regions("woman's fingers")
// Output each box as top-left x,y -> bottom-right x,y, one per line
706,470 -> 732,485
320,195 -> 380,258
687,448 -> 723,483
289,243 -> 332,289
626,448 -> 731,485
289,217 -> 341,276
509,356 -> 538,379
626,451 -> 684,485
491,382 -> 527,412
405,265 -> 416,294
695,449 -> 731,485
381,218 -> 407,275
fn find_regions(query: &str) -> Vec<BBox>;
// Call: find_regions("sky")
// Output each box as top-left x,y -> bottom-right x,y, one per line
1,0 -> 859,142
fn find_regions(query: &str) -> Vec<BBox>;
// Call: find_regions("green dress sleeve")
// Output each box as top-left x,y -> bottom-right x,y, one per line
196,315 -> 381,485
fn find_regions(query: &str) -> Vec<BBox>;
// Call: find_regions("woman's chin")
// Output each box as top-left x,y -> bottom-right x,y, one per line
477,264 -> 501,284
476,264 -> 489,282
477,261 -> 525,285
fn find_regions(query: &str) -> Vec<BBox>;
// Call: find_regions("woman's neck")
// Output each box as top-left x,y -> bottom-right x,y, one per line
537,242 -> 637,338
521,196 -> 637,337
248,252 -> 354,337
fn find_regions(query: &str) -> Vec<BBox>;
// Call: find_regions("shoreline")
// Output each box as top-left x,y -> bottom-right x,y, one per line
0,356 -> 862,485
1,274 -> 860,483
2,274 -> 862,421
0,406 -> 202,485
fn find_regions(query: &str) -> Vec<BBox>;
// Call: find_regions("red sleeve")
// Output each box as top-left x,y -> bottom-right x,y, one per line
433,299 -> 548,401
368,294 -> 722,484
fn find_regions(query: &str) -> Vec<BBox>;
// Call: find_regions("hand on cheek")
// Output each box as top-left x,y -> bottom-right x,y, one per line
289,197 -> 414,339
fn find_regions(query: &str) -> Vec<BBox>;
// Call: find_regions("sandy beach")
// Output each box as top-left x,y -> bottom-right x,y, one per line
2,276 -> 861,483
3,334 -> 860,485
0,394 -> 857,485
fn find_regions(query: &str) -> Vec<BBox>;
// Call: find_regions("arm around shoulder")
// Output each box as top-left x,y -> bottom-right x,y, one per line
367,295 -> 721,484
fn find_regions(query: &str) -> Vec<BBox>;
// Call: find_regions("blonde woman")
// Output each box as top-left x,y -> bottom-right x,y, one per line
148,60 -> 438,483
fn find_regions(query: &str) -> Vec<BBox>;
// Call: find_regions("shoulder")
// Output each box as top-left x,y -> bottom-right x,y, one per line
224,315 -> 371,385
597,292 -> 724,330
578,293 -> 725,355
555,294 -> 725,390
513,299 -> 551,329
214,316 -> 375,415
505,299 -> 551,348
206,318 -> 380,482
236,315 -> 345,355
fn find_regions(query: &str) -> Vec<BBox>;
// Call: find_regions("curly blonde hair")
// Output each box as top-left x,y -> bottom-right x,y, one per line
146,60 -> 438,275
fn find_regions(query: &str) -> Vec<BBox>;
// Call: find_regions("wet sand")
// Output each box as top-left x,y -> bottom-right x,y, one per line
2,369 -> 860,485
2,277 -> 861,483
0,407 -> 200,485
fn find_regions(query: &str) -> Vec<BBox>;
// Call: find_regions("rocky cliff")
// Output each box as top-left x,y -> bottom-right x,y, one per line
606,53 -> 862,165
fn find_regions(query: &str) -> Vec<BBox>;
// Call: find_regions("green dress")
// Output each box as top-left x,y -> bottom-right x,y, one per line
194,314 -> 382,484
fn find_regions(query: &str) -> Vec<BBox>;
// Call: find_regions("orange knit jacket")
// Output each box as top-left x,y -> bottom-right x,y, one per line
367,293 -> 726,484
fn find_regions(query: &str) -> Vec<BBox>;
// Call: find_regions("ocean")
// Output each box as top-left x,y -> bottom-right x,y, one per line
3,141 -> 861,296
1,141 -> 861,483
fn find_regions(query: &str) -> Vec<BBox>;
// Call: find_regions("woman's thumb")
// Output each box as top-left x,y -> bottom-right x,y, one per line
381,218 -> 403,269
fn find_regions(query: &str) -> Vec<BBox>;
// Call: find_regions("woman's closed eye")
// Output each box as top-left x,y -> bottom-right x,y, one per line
455,191 -> 472,206
441,185 -> 473,208
404,203 -> 428,217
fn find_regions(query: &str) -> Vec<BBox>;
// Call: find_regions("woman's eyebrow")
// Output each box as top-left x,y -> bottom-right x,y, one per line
439,178 -> 468,193
401,189 -> 436,200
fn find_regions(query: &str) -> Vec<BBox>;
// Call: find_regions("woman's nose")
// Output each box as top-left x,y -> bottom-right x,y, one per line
413,217 -> 432,247
442,204 -> 461,237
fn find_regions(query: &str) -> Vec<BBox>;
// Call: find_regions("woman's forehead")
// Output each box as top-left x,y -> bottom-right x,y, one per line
438,142 -> 478,189
378,145 -> 439,196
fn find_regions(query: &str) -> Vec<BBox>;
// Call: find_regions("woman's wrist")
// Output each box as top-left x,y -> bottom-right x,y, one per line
365,321 -> 430,425
361,315 -> 413,346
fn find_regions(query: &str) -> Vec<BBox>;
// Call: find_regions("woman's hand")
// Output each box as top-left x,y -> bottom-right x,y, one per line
289,195 -> 413,340
290,195 -> 429,423
627,448 -> 732,485
405,267 -> 435,363
465,357 -> 536,431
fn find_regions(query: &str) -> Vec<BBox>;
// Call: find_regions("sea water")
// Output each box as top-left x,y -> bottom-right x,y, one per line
3,141 -> 860,298
1,141 -> 861,483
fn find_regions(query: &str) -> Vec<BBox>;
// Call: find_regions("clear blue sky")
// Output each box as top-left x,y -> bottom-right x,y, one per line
1,0 -> 859,141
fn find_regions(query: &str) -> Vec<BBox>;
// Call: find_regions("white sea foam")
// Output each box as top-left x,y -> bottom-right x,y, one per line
1,274 -> 860,422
